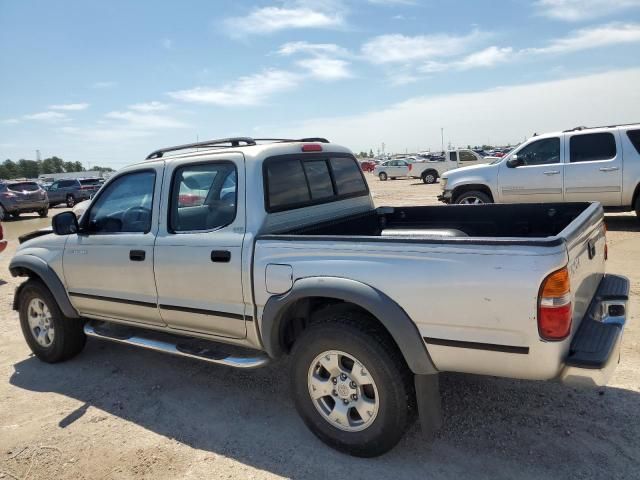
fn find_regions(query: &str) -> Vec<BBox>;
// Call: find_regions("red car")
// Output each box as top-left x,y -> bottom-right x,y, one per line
0,222 -> 7,254
360,160 -> 376,172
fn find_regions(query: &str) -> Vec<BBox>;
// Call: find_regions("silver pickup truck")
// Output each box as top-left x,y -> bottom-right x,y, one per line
10,137 -> 630,457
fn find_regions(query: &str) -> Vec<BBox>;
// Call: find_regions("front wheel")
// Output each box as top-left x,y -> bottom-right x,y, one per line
635,196 -> 640,219
422,171 -> 437,184
38,207 -> 48,218
455,190 -> 492,205
378,172 -> 388,181
18,280 -> 86,363
290,307 -> 413,457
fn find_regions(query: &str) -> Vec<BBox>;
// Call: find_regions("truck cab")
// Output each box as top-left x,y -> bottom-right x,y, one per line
410,149 -> 490,184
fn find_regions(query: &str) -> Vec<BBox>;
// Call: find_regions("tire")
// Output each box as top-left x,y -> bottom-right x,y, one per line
455,190 -> 492,205
290,306 -> 414,457
10,211 -> 20,219
378,172 -> 388,181
0,205 -> 5,221
38,207 -> 48,218
422,171 -> 437,184
66,195 -> 76,208
18,280 -> 86,363
635,196 -> 640,219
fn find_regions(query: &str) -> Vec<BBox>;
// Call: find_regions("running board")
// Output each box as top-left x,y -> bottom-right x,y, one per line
84,321 -> 270,369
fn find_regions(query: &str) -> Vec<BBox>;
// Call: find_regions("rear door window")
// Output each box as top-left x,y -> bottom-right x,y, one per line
570,133 -> 616,163
459,151 -> 477,162
266,158 -> 311,210
627,129 -> 640,154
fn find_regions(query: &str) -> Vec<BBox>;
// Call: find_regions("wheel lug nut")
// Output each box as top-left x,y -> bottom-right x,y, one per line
340,373 -> 347,381
351,394 -> 358,400
343,399 -> 349,405
332,390 -> 337,396
331,377 -> 337,384
350,381 -> 356,388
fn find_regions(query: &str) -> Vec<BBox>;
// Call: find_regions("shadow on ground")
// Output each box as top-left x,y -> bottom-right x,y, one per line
604,214 -> 639,232
9,340 -> 640,479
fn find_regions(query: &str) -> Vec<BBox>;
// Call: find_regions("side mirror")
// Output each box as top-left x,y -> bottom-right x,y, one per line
52,211 -> 79,235
507,154 -> 523,168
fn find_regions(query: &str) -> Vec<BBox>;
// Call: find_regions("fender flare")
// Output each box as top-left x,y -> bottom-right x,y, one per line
261,276 -> 437,375
9,255 -> 79,319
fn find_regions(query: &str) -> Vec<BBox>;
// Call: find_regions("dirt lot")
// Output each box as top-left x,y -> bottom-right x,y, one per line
1,180 -> 639,480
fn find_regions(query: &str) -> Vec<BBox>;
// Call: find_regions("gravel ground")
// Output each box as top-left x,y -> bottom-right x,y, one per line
1,180 -> 639,480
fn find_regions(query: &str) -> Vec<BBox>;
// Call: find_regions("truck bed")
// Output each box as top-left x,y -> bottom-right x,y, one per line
266,202 -> 594,243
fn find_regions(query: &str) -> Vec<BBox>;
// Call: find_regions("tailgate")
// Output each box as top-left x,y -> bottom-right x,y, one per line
560,203 -> 607,333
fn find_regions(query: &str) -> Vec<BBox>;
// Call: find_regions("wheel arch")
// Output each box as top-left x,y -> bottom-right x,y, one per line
451,183 -> 495,203
9,256 -> 79,318
260,276 -> 437,375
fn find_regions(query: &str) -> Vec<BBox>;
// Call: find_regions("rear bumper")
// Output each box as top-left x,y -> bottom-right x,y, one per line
560,274 -> 629,387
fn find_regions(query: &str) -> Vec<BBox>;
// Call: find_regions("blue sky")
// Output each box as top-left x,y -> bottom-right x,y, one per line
1,0 -> 640,167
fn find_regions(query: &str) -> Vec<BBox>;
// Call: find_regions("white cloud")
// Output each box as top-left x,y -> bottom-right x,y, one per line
277,41 -> 349,57
23,111 -> 69,122
91,81 -> 117,89
361,31 -> 486,64
273,68 -> 640,152
525,22 -> 640,55
422,46 -> 514,72
168,69 -> 301,106
49,103 -> 90,111
128,101 -> 170,112
104,111 -> 189,129
2,118 -> 20,125
225,5 -> 344,35
297,58 -> 352,80
368,0 -> 416,4
535,0 -> 640,21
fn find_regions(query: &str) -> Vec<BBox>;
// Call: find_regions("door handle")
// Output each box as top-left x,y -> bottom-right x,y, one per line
543,170 -> 560,175
599,167 -> 619,172
211,250 -> 231,263
129,250 -> 146,261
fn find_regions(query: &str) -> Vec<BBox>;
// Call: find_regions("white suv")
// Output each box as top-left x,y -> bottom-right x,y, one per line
439,123 -> 640,215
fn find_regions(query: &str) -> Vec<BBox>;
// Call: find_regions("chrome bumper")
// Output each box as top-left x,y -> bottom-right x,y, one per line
560,274 -> 629,387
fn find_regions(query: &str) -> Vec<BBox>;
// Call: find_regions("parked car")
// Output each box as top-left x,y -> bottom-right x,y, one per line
439,123 -> 640,214
46,178 -> 102,208
359,160 -> 376,172
373,159 -> 411,180
0,181 -> 49,220
409,149 -> 492,184
10,137 -> 628,457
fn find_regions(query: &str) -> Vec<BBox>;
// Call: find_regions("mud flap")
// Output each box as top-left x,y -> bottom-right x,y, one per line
415,373 -> 442,436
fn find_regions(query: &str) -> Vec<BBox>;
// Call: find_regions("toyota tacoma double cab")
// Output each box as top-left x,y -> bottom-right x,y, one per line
10,137 -> 630,457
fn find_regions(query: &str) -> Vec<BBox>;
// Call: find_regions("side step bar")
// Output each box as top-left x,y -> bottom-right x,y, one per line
84,322 -> 270,369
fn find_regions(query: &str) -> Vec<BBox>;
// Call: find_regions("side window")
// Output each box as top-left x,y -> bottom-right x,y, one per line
170,162 -> 237,232
449,152 -> 457,162
329,157 -> 368,195
459,151 -> 476,162
515,138 -> 560,166
49,182 -> 59,191
627,129 -> 640,154
266,158 -> 310,210
87,171 -> 155,234
570,133 -> 616,163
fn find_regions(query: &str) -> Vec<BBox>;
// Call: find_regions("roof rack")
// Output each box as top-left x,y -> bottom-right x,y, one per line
562,122 -> 640,133
145,136 -> 330,160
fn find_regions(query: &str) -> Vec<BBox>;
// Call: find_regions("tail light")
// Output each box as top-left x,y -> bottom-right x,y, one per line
80,186 -> 93,190
1,192 -> 16,198
538,267 -> 572,341
408,163 -> 412,171
604,223 -> 608,261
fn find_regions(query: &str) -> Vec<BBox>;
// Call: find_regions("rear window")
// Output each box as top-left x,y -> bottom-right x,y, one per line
627,129 -> 640,154
80,179 -> 101,186
264,155 -> 368,212
570,132 -> 616,163
8,182 -> 39,192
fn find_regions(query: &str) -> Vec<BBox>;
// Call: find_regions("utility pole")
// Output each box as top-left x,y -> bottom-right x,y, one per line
440,128 -> 444,153
381,142 -> 385,155
36,149 -> 41,161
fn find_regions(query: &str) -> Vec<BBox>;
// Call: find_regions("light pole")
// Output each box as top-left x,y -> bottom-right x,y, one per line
440,128 -> 444,153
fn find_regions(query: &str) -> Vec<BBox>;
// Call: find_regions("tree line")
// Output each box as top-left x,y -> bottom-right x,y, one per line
0,156 -> 114,180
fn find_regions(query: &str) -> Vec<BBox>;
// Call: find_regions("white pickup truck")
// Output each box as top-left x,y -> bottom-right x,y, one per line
10,137 -> 629,457
439,124 -> 640,214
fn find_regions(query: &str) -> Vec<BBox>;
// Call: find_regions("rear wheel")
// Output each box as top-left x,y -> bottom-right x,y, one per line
18,280 -> 86,363
10,211 -> 20,219
0,205 -> 5,221
455,190 -> 492,205
66,195 -> 76,208
422,171 -> 437,184
290,306 -> 413,457
378,172 -> 388,181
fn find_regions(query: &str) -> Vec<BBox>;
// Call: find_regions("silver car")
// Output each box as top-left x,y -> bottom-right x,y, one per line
0,181 -> 49,220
